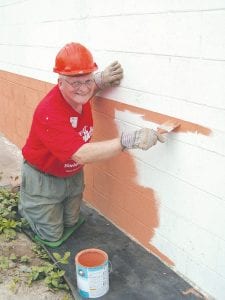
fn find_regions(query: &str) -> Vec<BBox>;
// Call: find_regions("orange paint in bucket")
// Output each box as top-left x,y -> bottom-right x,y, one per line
75,248 -> 109,298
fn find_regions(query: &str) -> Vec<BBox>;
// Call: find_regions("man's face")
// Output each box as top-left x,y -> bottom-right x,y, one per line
58,73 -> 95,109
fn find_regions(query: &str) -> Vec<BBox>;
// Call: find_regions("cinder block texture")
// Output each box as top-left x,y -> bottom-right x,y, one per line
0,1 -> 225,299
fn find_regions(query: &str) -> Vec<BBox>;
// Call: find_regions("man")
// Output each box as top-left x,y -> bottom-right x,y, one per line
19,42 -> 165,242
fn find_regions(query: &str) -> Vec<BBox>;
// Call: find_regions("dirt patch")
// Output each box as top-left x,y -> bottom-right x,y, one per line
0,233 -> 42,265
0,135 -> 22,188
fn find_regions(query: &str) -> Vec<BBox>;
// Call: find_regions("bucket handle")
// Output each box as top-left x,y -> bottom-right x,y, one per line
108,260 -> 113,273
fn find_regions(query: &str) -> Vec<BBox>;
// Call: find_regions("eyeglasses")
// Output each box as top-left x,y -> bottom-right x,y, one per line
64,78 -> 94,90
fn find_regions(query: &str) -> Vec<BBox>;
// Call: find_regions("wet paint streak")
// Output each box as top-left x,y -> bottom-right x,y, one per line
94,96 -> 211,136
85,152 -> 174,266
90,96 -> 211,265
88,96 -> 178,266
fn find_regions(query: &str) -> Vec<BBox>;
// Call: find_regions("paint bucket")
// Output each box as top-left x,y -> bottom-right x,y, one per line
75,248 -> 109,298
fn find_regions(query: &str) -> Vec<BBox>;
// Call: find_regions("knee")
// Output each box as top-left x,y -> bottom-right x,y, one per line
36,224 -> 64,242
64,215 -> 79,227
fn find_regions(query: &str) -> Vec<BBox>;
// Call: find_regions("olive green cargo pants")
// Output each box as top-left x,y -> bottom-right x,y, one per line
19,161 -> 84,241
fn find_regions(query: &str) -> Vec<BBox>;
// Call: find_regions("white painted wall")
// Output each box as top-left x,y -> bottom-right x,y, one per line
1,1 -> 225,298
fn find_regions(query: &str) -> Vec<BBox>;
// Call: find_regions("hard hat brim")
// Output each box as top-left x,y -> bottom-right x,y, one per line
53,63 -> 98,75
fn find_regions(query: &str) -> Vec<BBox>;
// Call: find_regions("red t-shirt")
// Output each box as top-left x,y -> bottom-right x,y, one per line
22,85 -> 93,177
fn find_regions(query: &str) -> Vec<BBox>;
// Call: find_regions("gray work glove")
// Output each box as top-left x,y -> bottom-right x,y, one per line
94,61 -> 123,90
121,128 -> 166,150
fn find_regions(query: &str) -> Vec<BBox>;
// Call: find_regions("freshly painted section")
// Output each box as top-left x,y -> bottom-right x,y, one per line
87,99 -> 175,265
0,1 -> 225,299
94,97 -> 211,136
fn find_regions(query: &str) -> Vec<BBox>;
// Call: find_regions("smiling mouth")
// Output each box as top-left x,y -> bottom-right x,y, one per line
75,91 -> 90,96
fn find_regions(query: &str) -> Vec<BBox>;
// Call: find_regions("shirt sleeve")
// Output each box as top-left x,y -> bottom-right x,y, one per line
34,111 -> 84,163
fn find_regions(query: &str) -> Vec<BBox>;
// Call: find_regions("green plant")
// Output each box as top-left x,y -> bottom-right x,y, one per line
53,252 -> 70,265
1,227 -> 17,240
0,255 -> 10,270
8,276 -> 21,293
44,269 -> 68,290
27,262 -> 69,291
20,255 -> 30,264
31,244 -> 50,260
0,188 -> 22,241
9,253 -> 17,261
0,188 -> 19,218
27,252 -> 71,290
62,295 -> 71,300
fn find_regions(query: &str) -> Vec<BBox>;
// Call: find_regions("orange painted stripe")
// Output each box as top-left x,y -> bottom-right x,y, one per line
93,96 -> 211,136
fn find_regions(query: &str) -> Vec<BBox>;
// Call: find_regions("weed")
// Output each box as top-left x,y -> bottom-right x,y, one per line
0,255 -> 10,270
0,188 -> 22,241
0,188 -> 19,219
8,276 -> 21,293
62,295 -> 71,300
27,252 -> 71,290
31,244 -> 50,260
27,261 -> 69,291
20,256 -> 30,264
53,252 -> 70,265
9,253 -> 17,261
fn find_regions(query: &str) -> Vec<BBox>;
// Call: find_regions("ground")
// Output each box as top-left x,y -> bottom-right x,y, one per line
0,134 -> 73,300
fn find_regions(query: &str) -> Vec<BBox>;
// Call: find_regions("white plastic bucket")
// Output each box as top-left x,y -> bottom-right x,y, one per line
75,248 -> 109,298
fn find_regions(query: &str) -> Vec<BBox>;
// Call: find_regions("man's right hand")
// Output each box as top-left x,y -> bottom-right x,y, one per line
94,61 -> 123,90
121,128 -> 166,150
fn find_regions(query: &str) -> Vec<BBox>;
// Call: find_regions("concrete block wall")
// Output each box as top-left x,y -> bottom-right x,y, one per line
0,1 -> 225,298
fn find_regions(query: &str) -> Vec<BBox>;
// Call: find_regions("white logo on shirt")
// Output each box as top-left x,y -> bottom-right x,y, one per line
64,162 -> 79,168
70,117 -> 78,128
79,126 -> 93,142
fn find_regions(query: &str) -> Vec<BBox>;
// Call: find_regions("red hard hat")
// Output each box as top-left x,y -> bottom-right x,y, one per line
53,42 -> 98,75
